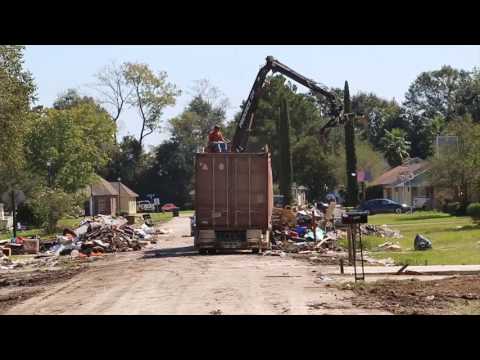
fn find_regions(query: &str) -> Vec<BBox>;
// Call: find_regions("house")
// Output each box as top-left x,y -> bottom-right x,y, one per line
109,182 -> 139,215
0,203 -> 13,231
369,158 -> 435,208
86,177 -> 138,216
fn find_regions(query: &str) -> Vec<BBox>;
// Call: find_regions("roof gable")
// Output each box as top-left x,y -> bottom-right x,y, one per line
371,158 -> 430,186
91,177 -> 118,196
109,182 -> 139,197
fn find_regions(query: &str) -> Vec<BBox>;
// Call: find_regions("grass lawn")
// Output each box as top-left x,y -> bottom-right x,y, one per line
0,217 -> 83,241
145,210 -> 194,225
355,211 -> 480,265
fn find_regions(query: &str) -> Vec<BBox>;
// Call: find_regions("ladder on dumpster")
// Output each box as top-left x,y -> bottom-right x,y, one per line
350,224 -> 365,281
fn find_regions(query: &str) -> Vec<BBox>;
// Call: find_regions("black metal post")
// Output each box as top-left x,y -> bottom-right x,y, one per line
11,190 -> 16,240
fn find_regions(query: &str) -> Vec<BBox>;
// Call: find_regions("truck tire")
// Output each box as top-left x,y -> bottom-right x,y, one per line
252,249 -> 259,254
207,249 -> 217,255
199,249 -> 208,255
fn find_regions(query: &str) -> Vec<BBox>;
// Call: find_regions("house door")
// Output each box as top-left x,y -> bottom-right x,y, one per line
97,198 -> 106,214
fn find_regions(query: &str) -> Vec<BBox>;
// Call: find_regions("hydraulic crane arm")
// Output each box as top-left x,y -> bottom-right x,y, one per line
231,56 -> 344,152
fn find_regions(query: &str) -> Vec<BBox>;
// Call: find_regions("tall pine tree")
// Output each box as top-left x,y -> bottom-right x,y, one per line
278,98 -> 293,205
344,81 -> 359,206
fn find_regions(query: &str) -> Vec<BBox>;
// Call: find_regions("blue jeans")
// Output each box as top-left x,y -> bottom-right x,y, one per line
211,142 -> 227,153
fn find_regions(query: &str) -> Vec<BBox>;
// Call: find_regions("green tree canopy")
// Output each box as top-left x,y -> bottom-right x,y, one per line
380,128 -> 411,167
26,102 -> 116,192
170,94 -> 227,151
429,116 -> 480,210
123,62 -> 180,146
0,45 -> 36,186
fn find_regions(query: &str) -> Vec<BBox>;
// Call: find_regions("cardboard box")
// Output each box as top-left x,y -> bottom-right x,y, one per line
23,238 -> 40,254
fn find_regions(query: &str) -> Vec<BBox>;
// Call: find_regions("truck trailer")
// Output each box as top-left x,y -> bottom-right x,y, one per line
194,151 -> 273,254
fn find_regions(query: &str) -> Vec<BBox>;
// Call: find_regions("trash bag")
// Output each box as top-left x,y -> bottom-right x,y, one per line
414,234 -> 432,251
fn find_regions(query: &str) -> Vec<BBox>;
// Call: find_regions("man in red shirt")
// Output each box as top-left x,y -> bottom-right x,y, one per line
208,125 -> 227,152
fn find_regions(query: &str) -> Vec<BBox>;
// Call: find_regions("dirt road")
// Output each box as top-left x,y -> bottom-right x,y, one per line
4,216 -> 389,315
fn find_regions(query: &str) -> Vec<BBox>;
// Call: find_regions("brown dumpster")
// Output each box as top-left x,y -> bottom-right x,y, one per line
194,151 -> 272,253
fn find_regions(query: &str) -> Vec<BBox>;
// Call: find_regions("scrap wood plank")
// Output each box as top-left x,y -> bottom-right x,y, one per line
396,264 -> 409,274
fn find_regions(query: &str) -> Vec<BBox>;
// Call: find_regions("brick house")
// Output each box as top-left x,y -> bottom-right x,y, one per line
86,177 -> 138,216
369,158 -> 435,209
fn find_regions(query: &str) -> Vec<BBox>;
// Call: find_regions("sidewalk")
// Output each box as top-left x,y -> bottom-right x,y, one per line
324,264 -> 480,276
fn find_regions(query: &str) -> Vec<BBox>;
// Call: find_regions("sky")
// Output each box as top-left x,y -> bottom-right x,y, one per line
24,45 -> 480,148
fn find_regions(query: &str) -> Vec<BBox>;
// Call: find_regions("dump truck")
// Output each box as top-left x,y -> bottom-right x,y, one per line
193,56 -> 345,254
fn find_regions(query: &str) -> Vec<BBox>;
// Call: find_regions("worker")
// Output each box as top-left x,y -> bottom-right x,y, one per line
208,125 -> 228,153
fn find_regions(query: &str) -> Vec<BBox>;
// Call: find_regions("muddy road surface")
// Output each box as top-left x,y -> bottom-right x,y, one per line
4,216 -> 388,315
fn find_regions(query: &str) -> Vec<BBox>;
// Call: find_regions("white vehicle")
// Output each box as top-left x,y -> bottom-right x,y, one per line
137,200 -> 155,212
413,196 -> 432,210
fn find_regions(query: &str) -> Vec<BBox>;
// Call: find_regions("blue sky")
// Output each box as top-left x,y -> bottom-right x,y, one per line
24,45 -> 480,148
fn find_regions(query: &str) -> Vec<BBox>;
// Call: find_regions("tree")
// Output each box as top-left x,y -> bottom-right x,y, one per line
26,103 -> 116,193
331,138 -> 388,190
278,98 -> 293,205
0,45 -> 36,187
380,128 -> 411,167
123,62 -> 180,147
429,116 -> 480,211
170,93 -> 228,151
351,92 -> 405,150
53,89 -> 105,112
93,62 -> 132,124
28,187 -> 86,234
99,135 -> 150,191
292,136 -> 337,202
140,140 -> 194,207
189,79 -> 229,111
404,65 -> 471,122
344,81 -> 359,206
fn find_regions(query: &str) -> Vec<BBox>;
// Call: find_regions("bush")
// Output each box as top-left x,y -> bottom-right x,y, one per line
16,203 -> 41,227
443,201 -> 461,215
29,188 -> 86,233
467,203 -> 480,222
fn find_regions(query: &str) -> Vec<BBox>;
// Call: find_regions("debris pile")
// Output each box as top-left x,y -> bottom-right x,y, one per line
1,215 -> 170,270
44,215 -> 163,256
268,205 -> 348,257
360,224 -> 402,238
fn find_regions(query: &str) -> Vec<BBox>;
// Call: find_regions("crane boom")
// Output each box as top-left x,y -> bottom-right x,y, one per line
231,56 -> 344,152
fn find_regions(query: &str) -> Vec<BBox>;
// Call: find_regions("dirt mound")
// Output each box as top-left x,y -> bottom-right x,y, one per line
341,275 -> 480,314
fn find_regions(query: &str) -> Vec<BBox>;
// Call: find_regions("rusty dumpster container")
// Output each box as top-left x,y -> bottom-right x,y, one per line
194,151 -> 273,254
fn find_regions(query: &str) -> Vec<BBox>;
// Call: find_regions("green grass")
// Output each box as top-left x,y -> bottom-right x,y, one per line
0,217 -> 83,241
147,210 -> 194,225
358,211 -> 480,265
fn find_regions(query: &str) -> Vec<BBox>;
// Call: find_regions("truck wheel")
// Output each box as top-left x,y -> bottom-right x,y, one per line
199,249 -> 208,255
252,249 -> 259,254
208,249 -> 217,255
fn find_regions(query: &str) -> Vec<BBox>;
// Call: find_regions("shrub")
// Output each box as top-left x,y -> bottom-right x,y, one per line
29,188 -> 86,233
443,201 -> 461,215
467,203 -> 480,222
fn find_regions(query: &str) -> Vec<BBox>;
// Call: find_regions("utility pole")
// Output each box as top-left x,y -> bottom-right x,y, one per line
278,97 -> 293,206
344,81 -> 359,207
